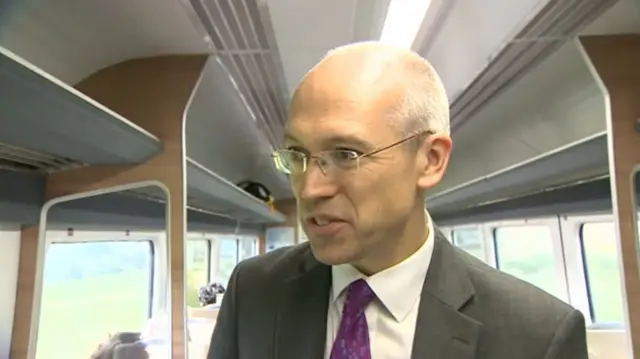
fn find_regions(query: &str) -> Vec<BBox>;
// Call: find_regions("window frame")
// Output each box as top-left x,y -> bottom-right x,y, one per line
185,237 -> 212,282
484,217 -> 569,303
46,231 -> 158,315
214,235 -> 241,287
562,213 -> 627,329
46,230 -> 162,243
237,235 -> 259,260
450,224 -> 491,264
36,236 -> 156,357
183,237 -> 212,308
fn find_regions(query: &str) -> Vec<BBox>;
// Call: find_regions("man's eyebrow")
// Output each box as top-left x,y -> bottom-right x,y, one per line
324,134 -> 373,149
283,131 -> 373,149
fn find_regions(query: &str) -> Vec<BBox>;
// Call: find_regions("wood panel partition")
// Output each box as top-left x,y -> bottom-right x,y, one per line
10,226 -> 39,359
579,34 -> 640,358
10,55 -> 207,359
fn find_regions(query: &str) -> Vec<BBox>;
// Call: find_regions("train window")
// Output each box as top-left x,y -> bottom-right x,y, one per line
36,240 -> 153,359
581,222 -> 625,324
494,225 -> 562,298
217,238 -> 239,287
266,226 -> 295,252
452,227 -> 485,260
186,240 -> 210,307
239,236 -> 259,260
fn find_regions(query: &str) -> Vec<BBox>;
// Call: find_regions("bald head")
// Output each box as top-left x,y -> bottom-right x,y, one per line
281,43 -> 453,274
290,41 -> 450,135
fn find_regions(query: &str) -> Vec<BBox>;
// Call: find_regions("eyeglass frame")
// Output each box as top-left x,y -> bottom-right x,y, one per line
271,129 -> 435,176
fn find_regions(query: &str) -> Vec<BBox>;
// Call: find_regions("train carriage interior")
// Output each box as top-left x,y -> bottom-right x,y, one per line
1,0 -> 640,358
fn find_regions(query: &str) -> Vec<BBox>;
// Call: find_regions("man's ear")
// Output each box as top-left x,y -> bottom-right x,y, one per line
417,133 -> 452,190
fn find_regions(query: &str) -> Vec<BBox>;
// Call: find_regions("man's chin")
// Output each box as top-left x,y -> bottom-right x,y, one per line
308,241 -> 357,266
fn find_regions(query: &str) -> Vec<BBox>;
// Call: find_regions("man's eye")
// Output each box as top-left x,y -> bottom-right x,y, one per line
332,150 -> 359,161
335,147 -> 362,155
286,146 -> 306,153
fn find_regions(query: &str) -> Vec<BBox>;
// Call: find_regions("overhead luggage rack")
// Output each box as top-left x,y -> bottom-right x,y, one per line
0,46 -> 162,166
0,46 -> 285,224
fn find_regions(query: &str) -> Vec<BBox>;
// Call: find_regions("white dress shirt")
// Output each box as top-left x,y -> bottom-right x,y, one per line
324,213 -> 435,359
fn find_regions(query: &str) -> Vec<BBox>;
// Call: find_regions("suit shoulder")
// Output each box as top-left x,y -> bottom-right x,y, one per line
235,242 -> 310,280
457,249 -> 577,332
455,249 -> 588,357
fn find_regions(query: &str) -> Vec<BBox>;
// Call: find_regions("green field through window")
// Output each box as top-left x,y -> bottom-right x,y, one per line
581,222 -> 625,324
35,241 -> 152,359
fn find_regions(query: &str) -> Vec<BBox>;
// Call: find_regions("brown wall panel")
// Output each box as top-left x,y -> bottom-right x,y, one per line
580,34 -> 640,358
10,226 -> 39,359
11,55 -> 207,359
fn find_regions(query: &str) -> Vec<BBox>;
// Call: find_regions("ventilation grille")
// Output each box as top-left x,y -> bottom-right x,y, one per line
450,0 -> 619,132
0,141 -> 83,172
189,0 -> 288,147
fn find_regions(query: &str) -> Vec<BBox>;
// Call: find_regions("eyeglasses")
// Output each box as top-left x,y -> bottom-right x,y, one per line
272,130 -> 434,176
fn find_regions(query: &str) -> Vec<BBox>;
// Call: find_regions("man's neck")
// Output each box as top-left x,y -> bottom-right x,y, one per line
354,208 -> 429,275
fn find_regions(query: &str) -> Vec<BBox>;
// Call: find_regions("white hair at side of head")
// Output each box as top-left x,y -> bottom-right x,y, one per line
396,53 -> 450,136
303,41 -> 450,136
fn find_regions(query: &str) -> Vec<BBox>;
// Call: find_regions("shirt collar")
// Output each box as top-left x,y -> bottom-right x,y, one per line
331,211 -> 436,322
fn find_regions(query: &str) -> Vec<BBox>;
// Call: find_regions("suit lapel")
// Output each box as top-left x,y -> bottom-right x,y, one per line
411,229 -> 482,359
275,247 -> 331,359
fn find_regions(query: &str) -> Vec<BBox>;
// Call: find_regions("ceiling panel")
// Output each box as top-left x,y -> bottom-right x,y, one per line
436,40 -> 604,194
433,0 -> 640,196
184,0 -> 290,147
0,0 -> 292,200
581,0 -> 640,34
0,45 -> 162,172
263,0 -> 392,199
267,0 -> 389,96
417,0 -> 551,101
0,0 -> 208,85
186,56 -> 290,199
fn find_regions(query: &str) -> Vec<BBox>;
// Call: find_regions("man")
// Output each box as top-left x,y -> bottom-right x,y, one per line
208,42 -> 588,359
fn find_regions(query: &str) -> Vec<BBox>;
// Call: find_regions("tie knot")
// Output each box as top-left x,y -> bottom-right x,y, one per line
343,279 -> 375,315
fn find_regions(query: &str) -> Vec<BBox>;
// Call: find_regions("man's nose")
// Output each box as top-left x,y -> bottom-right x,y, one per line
297,160 -> 338,200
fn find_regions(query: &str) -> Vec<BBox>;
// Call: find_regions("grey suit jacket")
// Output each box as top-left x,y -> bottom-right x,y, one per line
208,228 -> 589,359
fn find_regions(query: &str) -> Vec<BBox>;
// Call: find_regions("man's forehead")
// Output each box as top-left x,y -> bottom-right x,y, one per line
284,111 -> 399,151
288,68 -> 403,128
291,46 -> 406,108
300,56 -> 398,97
285,116 -> 367,142
284,44 -> 411,145
284,128 -> 370,146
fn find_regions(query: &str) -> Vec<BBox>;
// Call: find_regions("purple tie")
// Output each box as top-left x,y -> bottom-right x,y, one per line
330,279 -> 375,359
